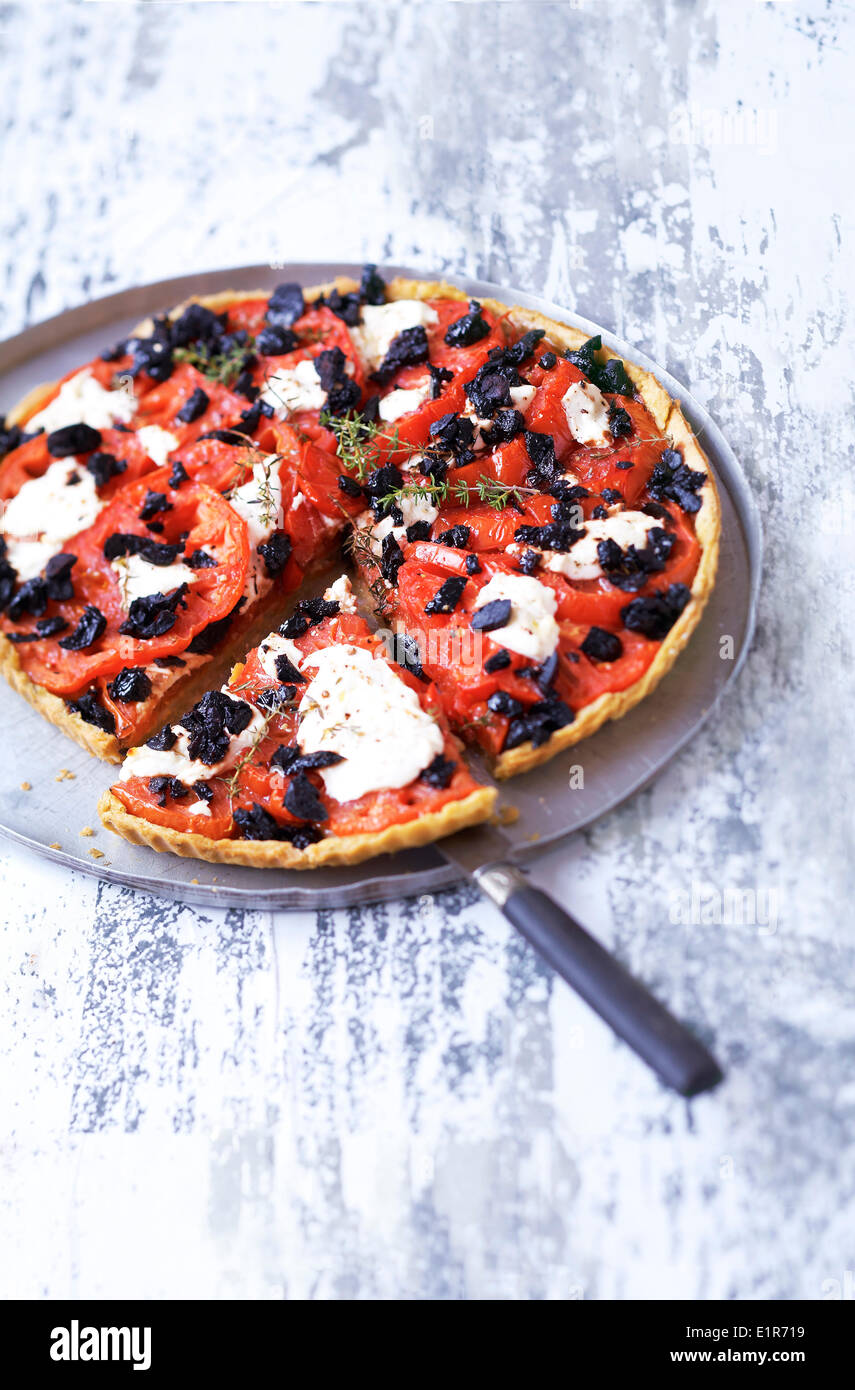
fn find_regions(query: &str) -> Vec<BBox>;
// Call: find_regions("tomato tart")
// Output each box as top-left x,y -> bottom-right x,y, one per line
0,267 -> 719,864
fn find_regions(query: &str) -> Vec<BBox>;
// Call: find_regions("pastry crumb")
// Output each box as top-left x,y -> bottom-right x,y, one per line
526,831 -> 541,842
20,781 -> 31,791
190,878 -> 199,884
88,848 -> 105,860
492,803 -> 520,827
80,826 -> 95,837
49,841 -> 61,850
56,768 -> 76,782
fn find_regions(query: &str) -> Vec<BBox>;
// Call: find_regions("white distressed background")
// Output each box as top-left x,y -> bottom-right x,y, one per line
1,0 -> 853,1301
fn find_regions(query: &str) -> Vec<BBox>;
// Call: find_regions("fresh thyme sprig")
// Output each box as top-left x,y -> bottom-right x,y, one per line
378,475 -> 536,514
319,410 -> 422,480
174,336 -> 255,388
221,710 -> 277,796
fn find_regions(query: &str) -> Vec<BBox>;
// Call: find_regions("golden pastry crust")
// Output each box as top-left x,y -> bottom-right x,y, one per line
97,785 -> 496,868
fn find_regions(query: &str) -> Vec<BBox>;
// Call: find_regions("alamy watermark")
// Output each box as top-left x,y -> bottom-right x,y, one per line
669,880 -> 779,934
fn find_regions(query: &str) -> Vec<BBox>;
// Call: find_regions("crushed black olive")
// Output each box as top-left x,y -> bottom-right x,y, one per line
106,666 -> 153,703
648,447 -> 705,514
444,300 -> 490,348
233,803 -> 322,847
256,684 -> 297,711
284,770 -> 328,822
592,505 -> 608,520
465,554 -> 482,575
524,429 -> 561,487
313,346 -> 360,415
406,520 -> 432,542
104,532 -> 183,566
337,473 -> 363,498
5,615 -> 69,643
517,549 -> 542,575
621,584 -> 690,640
428,412 -> 476,465
597,357 -> 635,397
47,423 -> 102,458
148,776 -> 189,807
273,650 -> 305,685
538,351 -> 557,370
504,693 -> 574,750
86,451 -> 127,487
437,525 -> 470,549
470,598 -> 511,632
372,326 -> 430,386
514,520 -> 584,552
266,282 -> 305,329
391,631 -> 427,680
233,370 -> 258,402
484,649 -> 511,673
482,408 -> 525,449
257,529 -> 292,577
380,532 -> 405,585
601,488 -> 623,504
609,406 -> 633,438
427,364 -> 454,399
487,690 -> 523,718
271,745 -> 344,775
424,576 -> 467,615
615,459 -> 633,471
68,691 -> 116,734
45,552 -> 77,601
192,780 -> 213,803
420,753 -> 457,790
119,584 -> 188,639
7,577 -> 48,622
170,302 -> 226,348
278,595 -> 340,638
256,323 -> 298,356
359,263 -> 386,305
581,627 -> 623,663
58,604 -> 106,650
146,725 -> 178,751
139,489 -> 172,522
125,315 -> 174,383
176,387 -> 209,424
178,688 -> 253,765
596,526 -> 674,592
186,548 -> 217,569
153,655 -> 186,669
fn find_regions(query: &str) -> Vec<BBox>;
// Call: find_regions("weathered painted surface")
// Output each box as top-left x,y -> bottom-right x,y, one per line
1,1 -> 852,1300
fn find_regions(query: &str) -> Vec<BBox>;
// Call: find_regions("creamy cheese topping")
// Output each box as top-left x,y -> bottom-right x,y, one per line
324,574 -> 358,613
111,553 -> 199,609
561,379 -> 612,449
256,632 -> 306,683
136,425 -> 179,465
229,455 -> 284,548
1,458 -> 101,581
472,573 -> 560,661
260,358 -> 327,418
27,369 -> 135,433
509,383 -> 537,413
350,300 -> 439,372
378,380 -> 432,423
534,510 -> 659,581
296,643 -> 444,803
120,689 -> 267,784
359,491 -> 439,557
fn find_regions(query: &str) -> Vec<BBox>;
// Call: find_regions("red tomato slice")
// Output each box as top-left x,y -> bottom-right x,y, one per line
425,299 -> 506,375
0,425 -> 157,504
134,363 -> 249,443
224,298 -> 269,336
113,776 -> 234,839
5,468 -> 250,695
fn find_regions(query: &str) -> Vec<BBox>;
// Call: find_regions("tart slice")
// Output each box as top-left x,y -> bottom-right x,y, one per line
98,577 -> 495,867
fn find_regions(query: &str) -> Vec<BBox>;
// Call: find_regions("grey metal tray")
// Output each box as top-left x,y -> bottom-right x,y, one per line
0,264 -> 762,909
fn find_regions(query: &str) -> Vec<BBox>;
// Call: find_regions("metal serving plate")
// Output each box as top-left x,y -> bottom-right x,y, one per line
0,264 -> 762,909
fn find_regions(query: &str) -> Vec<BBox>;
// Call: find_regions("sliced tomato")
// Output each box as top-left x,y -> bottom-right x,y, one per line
133,362 -> 249,443
5,468 -> 250,695
0,424 -> 157,504
15,355 -> 135,429
425,299 -> 506,375
224,298 -> 269,336
113,775 -> 234,839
